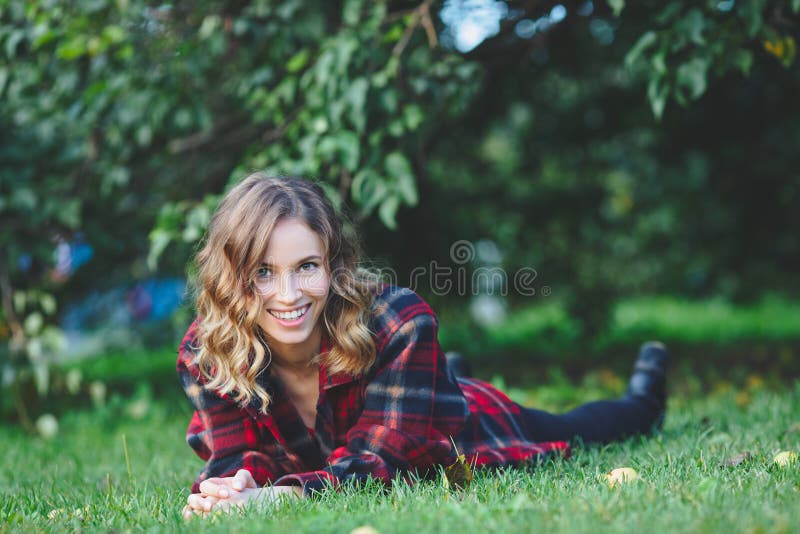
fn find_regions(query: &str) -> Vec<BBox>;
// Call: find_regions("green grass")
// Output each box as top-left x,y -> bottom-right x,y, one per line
2,381 -> 800,533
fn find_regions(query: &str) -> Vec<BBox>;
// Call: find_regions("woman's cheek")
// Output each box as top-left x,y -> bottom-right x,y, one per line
307,271 -> 331,296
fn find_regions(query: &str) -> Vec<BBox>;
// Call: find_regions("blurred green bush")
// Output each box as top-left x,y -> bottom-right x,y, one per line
3,1 -> 800,426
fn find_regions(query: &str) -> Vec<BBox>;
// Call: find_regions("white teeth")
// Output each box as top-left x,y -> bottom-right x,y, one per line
271,305 -> 309,320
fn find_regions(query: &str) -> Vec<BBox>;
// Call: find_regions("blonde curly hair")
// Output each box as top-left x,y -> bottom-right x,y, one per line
193,173 -> 380,412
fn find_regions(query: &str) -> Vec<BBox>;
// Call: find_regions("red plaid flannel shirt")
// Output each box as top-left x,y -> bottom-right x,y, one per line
178,286 -> 569,494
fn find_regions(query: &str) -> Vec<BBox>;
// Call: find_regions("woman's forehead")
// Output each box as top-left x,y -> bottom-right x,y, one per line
260,218 -> 326,264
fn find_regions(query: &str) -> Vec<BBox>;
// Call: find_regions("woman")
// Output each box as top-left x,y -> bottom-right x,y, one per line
180,174 -> 668,517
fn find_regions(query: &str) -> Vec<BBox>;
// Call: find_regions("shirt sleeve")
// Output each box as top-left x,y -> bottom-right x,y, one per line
273,309 -> 470,494
177,323 -> 285,493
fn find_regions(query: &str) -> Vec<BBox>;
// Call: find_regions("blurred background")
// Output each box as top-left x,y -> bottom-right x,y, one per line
2,0 -> 799,433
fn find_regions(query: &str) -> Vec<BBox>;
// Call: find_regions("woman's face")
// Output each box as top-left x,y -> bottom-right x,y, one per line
253,218 -> 331,357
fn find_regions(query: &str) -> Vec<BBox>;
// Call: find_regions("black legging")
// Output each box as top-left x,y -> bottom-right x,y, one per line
521,395 -> 662,444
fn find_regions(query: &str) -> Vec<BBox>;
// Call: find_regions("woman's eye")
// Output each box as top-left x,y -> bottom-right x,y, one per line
299,262 -> 318,272
256,267 -> 273,278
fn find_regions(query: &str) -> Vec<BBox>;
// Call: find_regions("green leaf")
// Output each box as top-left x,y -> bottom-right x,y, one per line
654,3 -> 682,25
351,169 -> 388,215
383,23 -> 404,44
378,195 -> 400,230
650,49 -> 667,76
317,182 -> 343,212
351,169 -> 370,204
403,104 -> 424,131
136,125 -> 153,146
13,291 -> 26,314
286,49 -> 310,73
625,31 -> 658,68
738,0 -> 764,38
147,228 -> 172,271
58,199 -> 82,229
24,312 -> 44,336
732,49 -> 753,76
40,294 -> 57,315
343,0 -> 364,26
56,36 -> 87,60
608,0 -> 625,17
5,29 -> 25,58
337,131 -> 361,170
318,131 -> 361,170
385,152 -> 417,205
198,15 -> 221,39
12,188 -> 37,210
793,0 -> 800,14
677,9 -> 706,46
647,77 -> 669,120
101,25 -> 127,44
345,78 -> 369,132
32,27 -> 58,50
676,57 -> 709,100
182,204 -> 212,243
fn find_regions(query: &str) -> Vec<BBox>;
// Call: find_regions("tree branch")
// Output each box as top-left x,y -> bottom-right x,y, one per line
392,0 -> 438,58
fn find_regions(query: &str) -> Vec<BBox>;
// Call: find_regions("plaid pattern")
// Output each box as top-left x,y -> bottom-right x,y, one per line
178,285 -> 569,494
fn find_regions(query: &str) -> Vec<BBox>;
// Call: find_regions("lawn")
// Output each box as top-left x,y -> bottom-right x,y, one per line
2,380 -> 799,533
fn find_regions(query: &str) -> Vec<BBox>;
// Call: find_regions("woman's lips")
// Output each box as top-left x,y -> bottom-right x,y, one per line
268,304 -> 311,325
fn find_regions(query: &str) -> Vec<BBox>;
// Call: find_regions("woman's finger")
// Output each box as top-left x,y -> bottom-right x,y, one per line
187,493 -> 219,512
200,495 -> 219,512
199,479 -> 231,498
233,469 -> 256,490
186,493 -> 204,511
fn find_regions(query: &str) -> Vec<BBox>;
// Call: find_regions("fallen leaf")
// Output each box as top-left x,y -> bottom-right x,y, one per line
444,453 -> 473,490
773,451 -> 798,467
443,438 -> 473,490
604,467 -> 639,487
47,509 -> 65,520
718,451 -> 752,467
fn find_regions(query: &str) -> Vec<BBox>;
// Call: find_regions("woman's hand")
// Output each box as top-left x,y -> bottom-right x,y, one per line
182,470 -> 302,519
200,469 -> 259,499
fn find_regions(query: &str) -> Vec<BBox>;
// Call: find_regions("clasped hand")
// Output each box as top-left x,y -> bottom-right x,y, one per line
183,469 -> 302,519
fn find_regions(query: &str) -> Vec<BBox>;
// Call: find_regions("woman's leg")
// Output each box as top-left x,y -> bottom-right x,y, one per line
522,342 -> 668,444
522,396 -> 659,444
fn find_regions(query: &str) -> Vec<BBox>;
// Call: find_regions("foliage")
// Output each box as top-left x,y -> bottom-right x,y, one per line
0,0 -> 475,423
2,382 -> 800,531
2,1 -> 799,424
622,0 -> 800,119
383,1 -> 800,337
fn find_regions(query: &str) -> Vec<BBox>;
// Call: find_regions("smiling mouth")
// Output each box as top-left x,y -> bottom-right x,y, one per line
268,304 -> 311,321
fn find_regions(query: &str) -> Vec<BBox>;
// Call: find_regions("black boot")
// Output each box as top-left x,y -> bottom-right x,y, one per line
625,341 -> 669,427
445,352 -> 472,379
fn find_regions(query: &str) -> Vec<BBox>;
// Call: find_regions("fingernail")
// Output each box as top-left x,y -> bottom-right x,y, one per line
232,482 -> 243,490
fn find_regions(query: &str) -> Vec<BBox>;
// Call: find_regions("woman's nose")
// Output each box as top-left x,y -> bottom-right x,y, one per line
276,272 -> 302,302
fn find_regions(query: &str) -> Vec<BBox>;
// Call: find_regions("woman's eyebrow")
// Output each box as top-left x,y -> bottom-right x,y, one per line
259,254 -> 322,267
